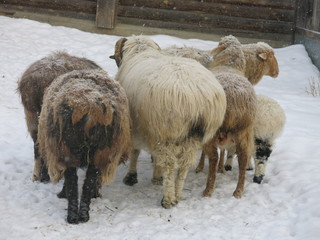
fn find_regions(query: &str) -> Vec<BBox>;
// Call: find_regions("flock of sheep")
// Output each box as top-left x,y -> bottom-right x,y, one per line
17,35 -> 286,224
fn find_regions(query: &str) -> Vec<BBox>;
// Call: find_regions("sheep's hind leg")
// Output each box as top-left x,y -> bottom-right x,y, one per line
233,129 -> 253,199
253,139 -> 272,184
151,163 -> 163,185
64,167 -> 79,224
58,176 -> 101,199
202,141 -> 219,197
161,163 -> 177,209
218,149 -> 225,173
32,139 -> 50,182
195,151 -> 206,173
79,164 -> 99,223
175,150 -> 196,202
123,149 -> 140,186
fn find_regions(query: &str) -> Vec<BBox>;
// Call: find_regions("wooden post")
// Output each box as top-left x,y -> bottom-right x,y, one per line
96,0 -> 118,29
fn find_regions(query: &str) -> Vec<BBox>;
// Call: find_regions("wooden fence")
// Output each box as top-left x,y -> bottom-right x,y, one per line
117,0 -> 295,42
294,0 -> 320,69
0,0 -> 295,42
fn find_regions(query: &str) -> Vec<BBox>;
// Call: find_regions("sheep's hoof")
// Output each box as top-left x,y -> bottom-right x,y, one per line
78,210 -> 90,223
218,166 -> 225,174
246,167 -> 253,171
32,174 -> 40,182
151,176 -> 163,185
40,168 -> 50,183
92,189 -> 102,198
253,175 -> 264,184
67,213 -> 79,224
57,188 -> 67,199
202,188 -> 213,197
233,190 -> 242,199
224,165 -> 232,171
161,197 -> 177,209
123,172 -> 138,186
195,166 -> 203,173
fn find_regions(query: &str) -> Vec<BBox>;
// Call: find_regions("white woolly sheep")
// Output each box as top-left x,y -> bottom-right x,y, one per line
223,95 -> 286,183
38,69 -> 131,224
197,35 -> 257,199
113,36 -> 226,208
17,52 -> 102,182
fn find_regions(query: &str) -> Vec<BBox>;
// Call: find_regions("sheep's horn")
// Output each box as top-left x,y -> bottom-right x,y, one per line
113,38 -> 128,67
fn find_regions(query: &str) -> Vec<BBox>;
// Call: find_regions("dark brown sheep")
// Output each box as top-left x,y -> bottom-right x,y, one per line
38,69 -> 131,224
17,51 -> 102,182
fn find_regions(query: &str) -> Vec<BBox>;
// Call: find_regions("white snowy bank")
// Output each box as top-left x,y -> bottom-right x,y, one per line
0,16 -> 319,240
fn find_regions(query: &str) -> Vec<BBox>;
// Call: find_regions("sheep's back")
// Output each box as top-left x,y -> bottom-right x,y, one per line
18,51 -> 101,113
162,47 -> 212,68
116,53 -> 226,147
253,95 -> 286,142
215,72 -> 257,133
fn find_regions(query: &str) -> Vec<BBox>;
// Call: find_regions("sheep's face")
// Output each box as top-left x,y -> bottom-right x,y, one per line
258,51 -> 279,78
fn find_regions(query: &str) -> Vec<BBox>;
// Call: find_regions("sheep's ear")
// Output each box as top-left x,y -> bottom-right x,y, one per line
258,52 -> 268,60
113,38 -> 128,67
211,45 -> 225,56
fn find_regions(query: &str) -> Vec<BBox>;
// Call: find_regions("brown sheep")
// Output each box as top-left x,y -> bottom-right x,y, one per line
17,51 -> 102,182
38,69 -> 131,224
200,35 -> 257,199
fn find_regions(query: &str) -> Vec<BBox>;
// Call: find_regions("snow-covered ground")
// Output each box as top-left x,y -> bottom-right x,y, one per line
0,16 -> 319,240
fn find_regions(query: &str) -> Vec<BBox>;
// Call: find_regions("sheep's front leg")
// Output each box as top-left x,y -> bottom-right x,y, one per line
203,140 -> 219,197
253,139 -> 272,184
79,164 -> 99,223
123,149 -> 140,186
161,163 -> 177,209
64,167 -> 79,224
195,151 -> 206,173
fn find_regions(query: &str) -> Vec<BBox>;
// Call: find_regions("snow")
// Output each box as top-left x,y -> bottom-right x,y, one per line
1,16 -> 320,240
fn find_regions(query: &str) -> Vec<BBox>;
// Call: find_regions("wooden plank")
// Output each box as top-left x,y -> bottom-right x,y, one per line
209,0 -> 295,9
117,16 -> 292,42
296,27 -> 320,40
119,0 -> 295,9
118,6 -> 293,33
119,0 -> 294,21
311,0 -> 320,31
96,0 -> 118,29
0,3 -> 96,20
0,0 -> 97,14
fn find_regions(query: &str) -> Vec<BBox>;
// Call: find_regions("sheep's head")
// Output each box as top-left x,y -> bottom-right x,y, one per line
256,43 -> 279,78
110,36 -> 161,67
110,38 -> 127,67
210,35 -> 246,72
